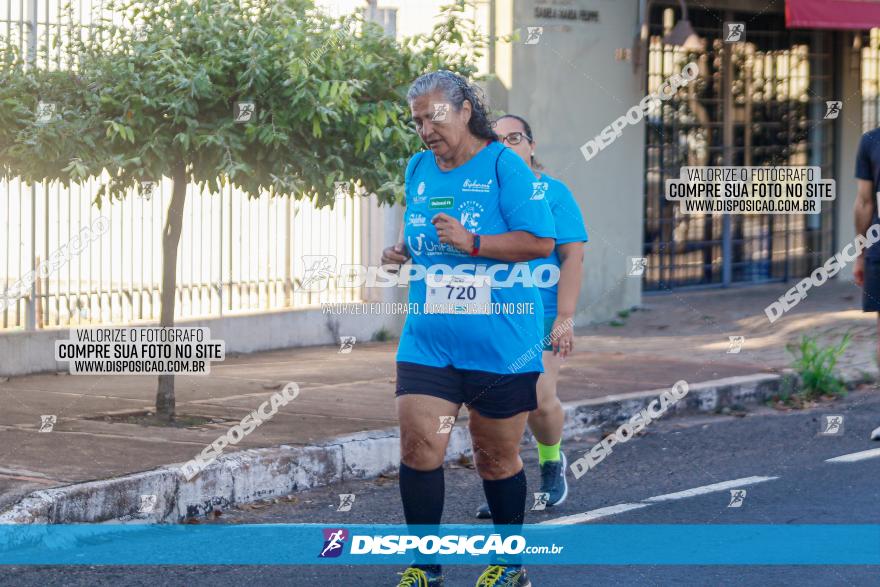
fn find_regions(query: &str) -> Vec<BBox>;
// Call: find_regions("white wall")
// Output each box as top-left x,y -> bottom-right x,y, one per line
0,308 -> 399,377
498,0 -> 644,324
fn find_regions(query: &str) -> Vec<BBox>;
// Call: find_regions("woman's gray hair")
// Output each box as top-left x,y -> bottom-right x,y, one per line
406,71 -> 498,142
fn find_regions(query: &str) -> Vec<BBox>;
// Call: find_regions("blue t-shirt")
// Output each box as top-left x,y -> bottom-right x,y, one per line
528,173 -> 588,317
855,128 -> 880,260
396,141 -> 557,374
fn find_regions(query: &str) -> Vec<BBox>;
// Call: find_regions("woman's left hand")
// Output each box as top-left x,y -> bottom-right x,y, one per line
551,315 -> 574,358
432,213 -> 474,252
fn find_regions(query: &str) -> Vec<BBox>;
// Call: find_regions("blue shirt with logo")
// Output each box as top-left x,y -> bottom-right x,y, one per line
396,141 -> 556,374
528,173 -> 588,318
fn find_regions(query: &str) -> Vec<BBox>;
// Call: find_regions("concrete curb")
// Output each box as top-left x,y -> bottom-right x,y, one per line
0,372 -> 791,524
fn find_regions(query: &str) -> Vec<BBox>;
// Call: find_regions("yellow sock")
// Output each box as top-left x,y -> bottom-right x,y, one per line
537,441 -> 561,465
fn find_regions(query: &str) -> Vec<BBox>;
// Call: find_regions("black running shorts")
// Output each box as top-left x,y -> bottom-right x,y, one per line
863,258 -> 880,312
395,361 -> 539,419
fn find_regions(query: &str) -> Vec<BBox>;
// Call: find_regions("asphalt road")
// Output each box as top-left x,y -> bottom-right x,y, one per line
2,389 -> 879,586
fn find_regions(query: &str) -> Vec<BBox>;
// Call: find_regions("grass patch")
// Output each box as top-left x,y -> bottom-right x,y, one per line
788,333 -> 851,399
770,333 -> 852,407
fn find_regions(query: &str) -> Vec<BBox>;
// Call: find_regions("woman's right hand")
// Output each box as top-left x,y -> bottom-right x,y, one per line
381,242 -> 411,272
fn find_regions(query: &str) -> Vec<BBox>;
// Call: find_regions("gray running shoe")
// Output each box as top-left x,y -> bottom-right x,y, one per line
538,452 -> 568,506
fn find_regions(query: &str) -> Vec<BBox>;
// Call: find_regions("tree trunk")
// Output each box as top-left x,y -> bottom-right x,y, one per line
155,162 -> 188,421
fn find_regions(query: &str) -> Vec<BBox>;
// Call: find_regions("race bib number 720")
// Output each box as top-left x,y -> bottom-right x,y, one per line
425,274 -> 491,314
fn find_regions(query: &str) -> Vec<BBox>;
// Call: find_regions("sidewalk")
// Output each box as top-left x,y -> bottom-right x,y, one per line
0,279 -> 875,518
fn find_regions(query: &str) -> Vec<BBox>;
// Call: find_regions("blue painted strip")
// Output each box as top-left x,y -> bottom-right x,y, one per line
0,524 -> 877,565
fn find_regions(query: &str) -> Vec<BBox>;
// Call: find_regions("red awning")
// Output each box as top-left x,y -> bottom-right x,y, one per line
787,0 -> 880,29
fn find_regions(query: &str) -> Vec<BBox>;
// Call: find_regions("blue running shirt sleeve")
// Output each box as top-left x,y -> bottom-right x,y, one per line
855,130 -> 880,260
495,148 -> 556,238
549,178 -> 588,246
529,174 -> 588,318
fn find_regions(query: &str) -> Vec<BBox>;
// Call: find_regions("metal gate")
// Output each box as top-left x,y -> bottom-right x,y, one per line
0,0 -> 365,331
643,5 -> 837,290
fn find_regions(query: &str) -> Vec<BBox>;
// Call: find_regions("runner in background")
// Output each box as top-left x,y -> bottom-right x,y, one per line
853,128 -> 880,442
475,114 -> 587,519
382,71 -> 556,587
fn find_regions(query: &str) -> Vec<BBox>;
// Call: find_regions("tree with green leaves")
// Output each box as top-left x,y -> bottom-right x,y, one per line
0,0 -> 490,419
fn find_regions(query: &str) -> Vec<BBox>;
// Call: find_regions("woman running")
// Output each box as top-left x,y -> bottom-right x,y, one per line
475,114 -> 588,519
382,71 -> 556,587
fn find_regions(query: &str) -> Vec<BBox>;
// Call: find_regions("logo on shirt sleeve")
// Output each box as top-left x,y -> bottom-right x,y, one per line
531,182 -> 549,200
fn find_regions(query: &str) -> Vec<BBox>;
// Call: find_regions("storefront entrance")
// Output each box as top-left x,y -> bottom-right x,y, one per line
643,4 -> 838,290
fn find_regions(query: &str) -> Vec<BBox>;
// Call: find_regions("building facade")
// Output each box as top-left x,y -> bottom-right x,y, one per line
358,0 -> 871,324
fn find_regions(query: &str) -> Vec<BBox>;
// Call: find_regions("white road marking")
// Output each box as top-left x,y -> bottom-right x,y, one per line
825,448 -> 880,463
540,502 -> 649,525
542,476 -> 778,525
642,476 -> 778,502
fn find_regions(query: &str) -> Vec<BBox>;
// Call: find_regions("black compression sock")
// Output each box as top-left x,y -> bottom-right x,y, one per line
399,462 -> 445,525
482,467 -> 527,525
400,462 -> 445,572
483,468 -> 527,567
